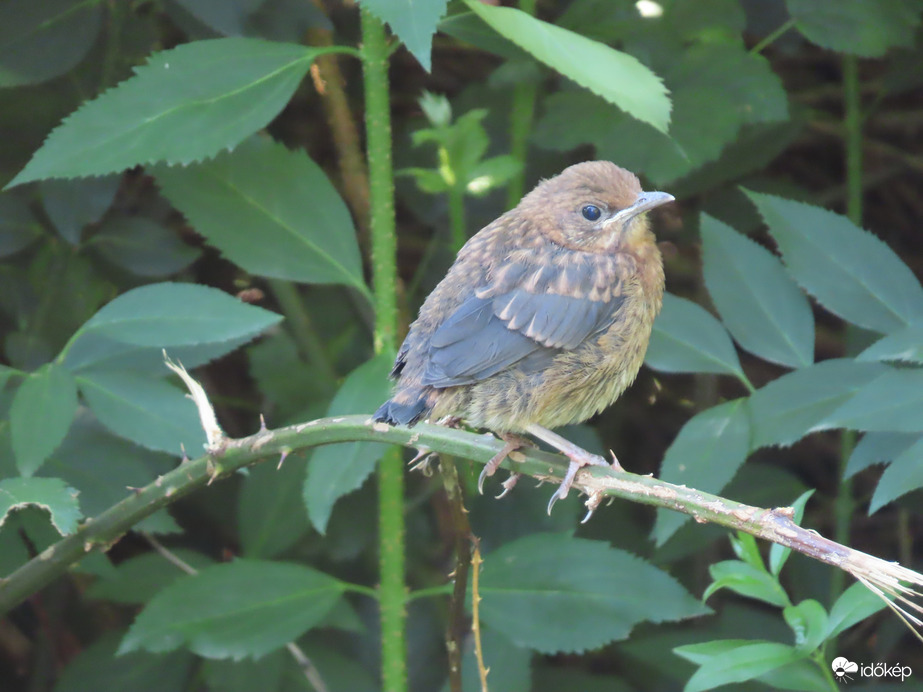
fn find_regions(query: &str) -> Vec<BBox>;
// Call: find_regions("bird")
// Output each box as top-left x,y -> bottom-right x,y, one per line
373,161 -> 673,512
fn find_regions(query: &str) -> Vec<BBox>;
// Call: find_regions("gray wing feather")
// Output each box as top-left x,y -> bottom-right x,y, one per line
422,296 -> 538,387
420,284 -> 623,388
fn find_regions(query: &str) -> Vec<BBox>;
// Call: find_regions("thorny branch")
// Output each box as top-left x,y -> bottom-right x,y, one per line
2,364 -> 922,640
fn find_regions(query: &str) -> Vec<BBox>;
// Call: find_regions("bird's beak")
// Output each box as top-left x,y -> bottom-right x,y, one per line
631,190 -> 675,215
602,190 -> 674,228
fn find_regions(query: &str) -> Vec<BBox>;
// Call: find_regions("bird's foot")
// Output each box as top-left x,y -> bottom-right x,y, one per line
495,473 -> 522,499
408,447 -> 436,475
436,415 -> 463,428
581,491 -> 605,524
478,433 -> 532,495
545,449 -> 610,515
523,423 -> 613,515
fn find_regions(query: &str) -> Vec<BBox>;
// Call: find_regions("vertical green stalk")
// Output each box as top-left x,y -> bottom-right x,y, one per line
268,280 -> 337,394
832,55 -> 862,602
843,56 -> 863,224
505,0 -> 538,209
448,184 -> 467,252
361,9 -> 407,692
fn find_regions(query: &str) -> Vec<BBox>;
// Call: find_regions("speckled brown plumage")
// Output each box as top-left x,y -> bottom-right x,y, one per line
374,161 -> 672,506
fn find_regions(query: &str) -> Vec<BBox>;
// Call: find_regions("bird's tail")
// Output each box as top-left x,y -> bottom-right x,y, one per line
372,388 -> 431,427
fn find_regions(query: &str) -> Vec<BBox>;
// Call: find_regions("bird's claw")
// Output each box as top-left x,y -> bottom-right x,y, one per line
477,464 -> 492,495
408,448 -> 436,475
546,452 -> 609,515
495,473 -> 521,499
581,491 -> 604,523
478,434 -> 529,495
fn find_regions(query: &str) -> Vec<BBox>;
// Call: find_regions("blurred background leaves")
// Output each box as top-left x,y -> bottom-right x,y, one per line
1,0 -> 922,690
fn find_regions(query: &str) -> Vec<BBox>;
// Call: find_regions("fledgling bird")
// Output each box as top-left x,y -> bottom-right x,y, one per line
373,161 -> 673,511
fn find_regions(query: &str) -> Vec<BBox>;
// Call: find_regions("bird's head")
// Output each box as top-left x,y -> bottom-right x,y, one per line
518,161 -> 673,253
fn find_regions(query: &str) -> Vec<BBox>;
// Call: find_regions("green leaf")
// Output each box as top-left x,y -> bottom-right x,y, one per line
826,582 -> 888,639
748,359 -> 888,449
730,532 -> 765,571
653,400 -> 751,545
700,213 -> 814,368
666,0 -> 747,42
153,138 -> 367,294
845,431 -> 920,478
63,333 -> 257,375
0,0 -> 103,87
0,191 -> 42,256
858,323 -> 923,364
783,599 -> 828,652
173,0 -> 266,36
239,459 -> 311,558
78,371 -> 206,455
40,175 -> 121,245
304,353 -> 394,533
10,362 -> 77,476
646,292 -> 746,380
201,651 -> 287,692
825,368 -> 923,434
703,561 -> 789,608
675,640 -> 802,692
668,44 -> 788,159
533,90 -> 684,185
759,658 -> 831,692
91,217 -> 200,277
463,1 -> 671,132
0,476 -> 81,535
45,411 -> 180,534
360,0 -> 448,71
868,435 -> 923,513
119,559 -> 344,659
74,282 -> 282,349
478,533 -> 707,654
532,667 -> 629,692
768,490 -> 813,577
787,0 -> 922,57
455,627 -> 532,692
438,12 -> 529,61
56,632 -> 194,692
87,550 -> 216,605
746,191 -> 923,333
466,155 -> 522,196
532,42 -> 787,187
8,38 -> 318,186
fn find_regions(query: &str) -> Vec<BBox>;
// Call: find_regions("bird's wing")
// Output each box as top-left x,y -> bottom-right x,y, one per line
421,258 -> 624,387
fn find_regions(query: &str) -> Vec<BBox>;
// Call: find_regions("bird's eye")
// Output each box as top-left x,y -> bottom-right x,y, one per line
581,205 -> 601,221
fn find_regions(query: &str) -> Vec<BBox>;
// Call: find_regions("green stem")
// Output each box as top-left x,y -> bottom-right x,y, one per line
750,18 -> 796,55
448,184 -> 467,252
363,12 -> 398,357
505,0 -> 538,208
3,414 -> 913,618
843,57 -> 863,224
378,446 -> 407,692
268,280 -> 337,393
812,650 -> 840,691
438,455 -> 474,692
831,55 -> 862,603
361,10 -> 406,692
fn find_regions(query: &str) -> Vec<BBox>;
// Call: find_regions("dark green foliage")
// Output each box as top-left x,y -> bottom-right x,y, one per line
0,0 -> 921,691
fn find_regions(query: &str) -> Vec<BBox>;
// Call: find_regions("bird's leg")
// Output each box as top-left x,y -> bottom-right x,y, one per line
478,433 -> 531,495
524,424 -> 616,514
